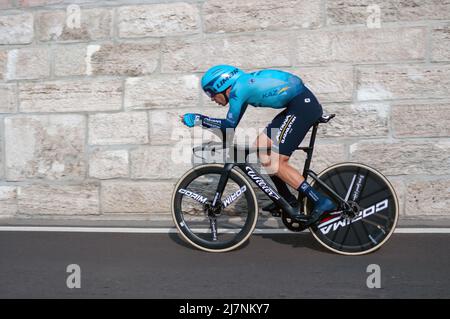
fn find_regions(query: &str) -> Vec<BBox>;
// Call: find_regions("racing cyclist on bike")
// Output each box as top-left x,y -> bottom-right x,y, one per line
181,65 -> 336,225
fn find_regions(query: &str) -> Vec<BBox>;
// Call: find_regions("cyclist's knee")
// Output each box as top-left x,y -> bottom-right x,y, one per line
254,132 -> 272,148
270,154 -> 290,175
273,153 -> 289,167
262,153 -> 283,175
259,153 -> 271,168
278,154 -> 290,164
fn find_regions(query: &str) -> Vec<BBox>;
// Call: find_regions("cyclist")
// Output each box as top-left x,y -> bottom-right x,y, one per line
181,65 -> 336,224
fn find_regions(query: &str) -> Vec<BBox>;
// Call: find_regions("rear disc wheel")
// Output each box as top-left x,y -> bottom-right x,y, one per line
305,162 -> 399,255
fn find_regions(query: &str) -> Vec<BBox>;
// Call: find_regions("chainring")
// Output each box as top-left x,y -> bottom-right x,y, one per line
281,211 -> 307,232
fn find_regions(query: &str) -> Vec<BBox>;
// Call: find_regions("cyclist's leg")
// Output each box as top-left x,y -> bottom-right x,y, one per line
270,176 -> 298,204
254,133 -> 297,206
260,87 -> 321,188
254,132 -> 273,169
263,87 -> 336,221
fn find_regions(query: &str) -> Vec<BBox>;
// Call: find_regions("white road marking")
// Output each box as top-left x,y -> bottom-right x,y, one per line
0,226 -> 449,234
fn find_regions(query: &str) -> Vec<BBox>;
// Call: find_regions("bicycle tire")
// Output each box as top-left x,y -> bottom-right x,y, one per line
172,164 -> 258,253
305,162 -> 399,256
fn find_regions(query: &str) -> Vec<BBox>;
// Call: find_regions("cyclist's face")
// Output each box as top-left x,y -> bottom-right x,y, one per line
210,87 -> 230,106
211,93 -> 227,106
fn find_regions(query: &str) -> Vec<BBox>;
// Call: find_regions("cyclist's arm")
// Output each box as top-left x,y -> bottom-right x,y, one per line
200,103 -> 248,131
200,86 -> 249,132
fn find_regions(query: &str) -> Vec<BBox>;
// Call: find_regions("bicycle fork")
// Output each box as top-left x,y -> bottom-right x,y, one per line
183,164 -> 248,241
207,164 -> 235,241
209,216 -> 218,241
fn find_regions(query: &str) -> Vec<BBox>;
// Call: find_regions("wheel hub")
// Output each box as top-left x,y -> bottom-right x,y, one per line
205,203 -> 222,217
342,201 -> 361,220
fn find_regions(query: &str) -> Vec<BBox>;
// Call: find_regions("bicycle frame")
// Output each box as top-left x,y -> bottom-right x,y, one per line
206,122 -> 348,221
178,111 -> 399,254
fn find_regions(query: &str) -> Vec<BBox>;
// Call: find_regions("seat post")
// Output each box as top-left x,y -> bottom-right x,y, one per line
302,123 -> 319,179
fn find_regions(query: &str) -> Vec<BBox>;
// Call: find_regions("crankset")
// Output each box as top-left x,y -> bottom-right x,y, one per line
281,211 -> 308,232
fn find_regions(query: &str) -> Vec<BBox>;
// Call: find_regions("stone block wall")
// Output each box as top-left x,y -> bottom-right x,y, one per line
0,0 -> 449,222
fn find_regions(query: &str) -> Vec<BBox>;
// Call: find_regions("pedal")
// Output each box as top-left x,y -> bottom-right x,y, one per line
291,213 -> 310,223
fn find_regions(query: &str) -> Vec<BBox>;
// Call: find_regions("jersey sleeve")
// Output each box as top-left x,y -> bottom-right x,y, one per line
200,80 -> 249,132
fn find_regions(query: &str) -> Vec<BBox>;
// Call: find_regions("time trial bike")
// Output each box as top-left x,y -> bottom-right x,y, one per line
171,113 -> 399,255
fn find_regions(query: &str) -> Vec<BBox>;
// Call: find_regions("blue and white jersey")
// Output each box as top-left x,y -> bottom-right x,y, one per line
201,69 -> 305,131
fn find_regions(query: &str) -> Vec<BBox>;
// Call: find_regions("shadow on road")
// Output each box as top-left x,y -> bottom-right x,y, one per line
258,233 -> 333,254
168,232 -> 197,250
168,229 -> 332,254
168,231 -> 251,252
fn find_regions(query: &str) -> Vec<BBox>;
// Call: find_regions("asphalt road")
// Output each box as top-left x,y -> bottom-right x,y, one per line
0,231 -> 449,298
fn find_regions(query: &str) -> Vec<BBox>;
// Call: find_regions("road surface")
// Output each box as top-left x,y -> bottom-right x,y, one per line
0,230 -> 449,298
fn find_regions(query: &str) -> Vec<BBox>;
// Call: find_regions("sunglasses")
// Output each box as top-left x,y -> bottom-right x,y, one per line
204,88 -> 216,98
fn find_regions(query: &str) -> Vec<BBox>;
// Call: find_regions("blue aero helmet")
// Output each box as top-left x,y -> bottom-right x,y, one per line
201,65 -> 245,98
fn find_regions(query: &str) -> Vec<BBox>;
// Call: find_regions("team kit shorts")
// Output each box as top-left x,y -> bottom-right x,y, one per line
265,86 -> 323,156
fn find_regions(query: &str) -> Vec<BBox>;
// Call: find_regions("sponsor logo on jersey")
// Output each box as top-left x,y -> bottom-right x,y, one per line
275,115 -> 296,144
205,118 -> 221,124
262,88 -> 278,99
278,86 -> 290,94
262,86 -> 290,99
203,117 -> 222,129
